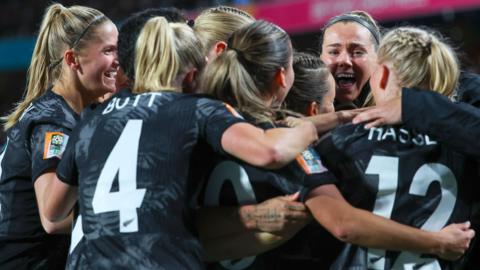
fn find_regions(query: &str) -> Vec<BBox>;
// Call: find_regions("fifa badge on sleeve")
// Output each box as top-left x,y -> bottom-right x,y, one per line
296,146 -> 328,174
43,132 -> 69,159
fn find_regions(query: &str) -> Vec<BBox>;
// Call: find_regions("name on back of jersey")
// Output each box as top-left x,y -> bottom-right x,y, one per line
102,92 -> 163,115
367,127 -> 437,146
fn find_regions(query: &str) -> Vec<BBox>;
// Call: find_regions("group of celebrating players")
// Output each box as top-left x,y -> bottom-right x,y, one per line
0,3 -> 479,270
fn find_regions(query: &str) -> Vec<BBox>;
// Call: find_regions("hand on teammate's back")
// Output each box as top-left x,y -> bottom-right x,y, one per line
241,192 -> 312,236
435,221 -> 475,261
353,96 -> 402,128
280,116 -> 307,128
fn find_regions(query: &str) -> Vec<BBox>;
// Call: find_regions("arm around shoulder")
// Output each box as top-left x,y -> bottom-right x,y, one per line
221,121 -> 318,169
305,184 -> 474,260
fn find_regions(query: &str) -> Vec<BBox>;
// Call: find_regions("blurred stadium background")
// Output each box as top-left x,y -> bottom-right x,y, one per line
1,0 -> 480,141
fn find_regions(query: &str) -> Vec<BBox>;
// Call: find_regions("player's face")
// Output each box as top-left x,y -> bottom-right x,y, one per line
76,21 -> 119,98
320,22 -> 377,103
319,73 -> 336,114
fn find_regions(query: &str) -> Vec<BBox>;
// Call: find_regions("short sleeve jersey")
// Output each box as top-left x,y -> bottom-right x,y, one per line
201,121 -> 337,270
0,89 -> 76,269
56,90 -> 244,270
314,123 -> 477,270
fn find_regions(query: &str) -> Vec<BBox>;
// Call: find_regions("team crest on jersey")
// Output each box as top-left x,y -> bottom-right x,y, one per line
43,132 -> 69,159
296,147 -> 328,174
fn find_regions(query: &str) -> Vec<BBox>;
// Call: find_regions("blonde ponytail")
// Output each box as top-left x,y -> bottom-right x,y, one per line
3,3 -> 108,130
133,17 -> 205,93
378,27 -> 459,98
427,38 -> 459,97
4,4 -> 64,130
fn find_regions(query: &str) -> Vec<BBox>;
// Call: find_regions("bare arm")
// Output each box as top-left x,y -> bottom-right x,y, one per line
198,193 -> 311,260
221,121 -> 317,169
282,108 -> 368,135
38,172 -> 77,223
34,172 -> 75,233
305,184 -> 475,260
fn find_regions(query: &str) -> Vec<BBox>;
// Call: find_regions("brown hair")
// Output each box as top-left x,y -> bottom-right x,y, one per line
284,52 -> 332,114
202,20 -> 291,124
319,10 -> 381,53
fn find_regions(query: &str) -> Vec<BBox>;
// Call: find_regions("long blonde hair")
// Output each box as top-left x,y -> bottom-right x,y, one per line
3,3 -> 109,130
201,20 -> 291,124
133,17 -> 205,93
194,6 -> 254,55
378,27 -> 459,97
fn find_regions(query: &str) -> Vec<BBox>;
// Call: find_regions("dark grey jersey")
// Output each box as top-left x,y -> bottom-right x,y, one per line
0,89 -> 75,269
314,123 -> 477,270
203,121 -> 336,270
56,90 -> 245,270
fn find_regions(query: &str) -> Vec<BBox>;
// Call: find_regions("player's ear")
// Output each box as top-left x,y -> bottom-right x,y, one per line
306,101 -> 319,116
182,68 -> 198,93
64,49 -> 80,70
214,41 -> 227,56
274,67 -> 287,88
379,64 -> 390,90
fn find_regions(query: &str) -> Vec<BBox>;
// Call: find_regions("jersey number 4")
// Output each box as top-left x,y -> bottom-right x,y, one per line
92,120 -> 146,233
366,155 -> 457,270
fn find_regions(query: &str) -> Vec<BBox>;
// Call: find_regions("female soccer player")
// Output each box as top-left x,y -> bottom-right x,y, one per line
313,26 -> 476,269
42,16 -> 318,269
0,4 -> 118,269
200,21 -> 474,269
320,11 -> 380,109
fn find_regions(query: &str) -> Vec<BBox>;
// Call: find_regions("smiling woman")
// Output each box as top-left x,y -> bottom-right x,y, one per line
319,11 -> 380,109
0,3 -> 117,269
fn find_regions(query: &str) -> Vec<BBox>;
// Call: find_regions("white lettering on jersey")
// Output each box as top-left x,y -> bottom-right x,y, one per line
116,97 -> 130,110
102,93 -> 164,115
366,155 -> 457,269
69,215 -> 84,254
92,120 -> 146,233
103,98 -> 116,114
132,94 -> 142,107
367,127 -> 437,146
205,161 -> 257,269
147,93 -> 163,107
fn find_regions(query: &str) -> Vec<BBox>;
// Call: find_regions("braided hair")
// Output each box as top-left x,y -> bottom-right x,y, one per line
284,52 -> 332,115
378,27 -> 459,97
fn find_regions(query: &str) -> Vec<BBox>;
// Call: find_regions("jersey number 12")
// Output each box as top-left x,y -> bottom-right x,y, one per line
366,155 -> 457,270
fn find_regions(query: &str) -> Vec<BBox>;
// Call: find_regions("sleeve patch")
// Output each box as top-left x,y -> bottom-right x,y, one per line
43,132 -> 69,159
296,147 -> 328,174
223,103 -> 244,119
